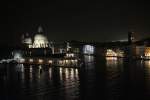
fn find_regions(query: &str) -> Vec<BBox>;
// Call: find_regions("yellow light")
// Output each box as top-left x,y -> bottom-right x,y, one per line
106,57 -> 117,60
66,60 -> 68,63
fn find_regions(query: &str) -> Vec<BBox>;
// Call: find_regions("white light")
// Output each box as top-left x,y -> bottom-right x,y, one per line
32,34 -> 49,48
75,59 -> 78,62
23,38 -> 32,44
71,60 -> 74,63
13,52 -> 23,60
66,53 -> 75,57
29,59 -> 33,62
66,60 -> 68,63
39,65 -> 42,69
48,60 -> 52,64
59,60 -> 62,64
30,66 -> 32,73
83,45 -> 94,54
19,58 -> 25,63
39,59 -> 43,63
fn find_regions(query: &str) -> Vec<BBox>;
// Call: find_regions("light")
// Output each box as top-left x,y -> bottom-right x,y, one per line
32,34 -> 49,48
59,60 -> 62,64
19,58 -> 25,63
29,65 -> 32,73
39,65 -> 42,69
29,59 -> 33,62
74,59 -> 78,62
106,49 -> 117,57
71,60 -> 74,63
39,59 -> 43,63
66,60 -> 68,63
66,53 -> 74,57
48,60 -> 52,64
106,57 -> 117,60
13,51 -> 23,60
83,45 -> 95,54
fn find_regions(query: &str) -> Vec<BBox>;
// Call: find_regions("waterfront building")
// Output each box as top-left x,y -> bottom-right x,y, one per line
83,45 -> 95,55
144,47 -> 150,59
22,26 -> 51,49
135,46 -> 145,58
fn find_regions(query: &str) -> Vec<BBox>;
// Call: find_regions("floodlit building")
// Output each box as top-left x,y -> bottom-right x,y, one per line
106,49 -> 117,57
31,34 -> 49,48
135,46 -> 145,58
22,26 -> 52,49
144,47 -> 150,59
83,45 -> 95,55
106,49 -> 124,57
30,26 -> 50,48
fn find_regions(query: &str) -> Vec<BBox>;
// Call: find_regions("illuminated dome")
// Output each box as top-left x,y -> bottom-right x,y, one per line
34,34 -> 48,43
33,34 -> 49,48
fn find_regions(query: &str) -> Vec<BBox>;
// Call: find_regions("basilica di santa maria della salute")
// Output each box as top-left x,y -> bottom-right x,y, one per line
22,26 -> 51,49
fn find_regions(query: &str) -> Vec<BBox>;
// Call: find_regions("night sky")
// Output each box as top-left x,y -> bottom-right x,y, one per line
4,1 -> 150,45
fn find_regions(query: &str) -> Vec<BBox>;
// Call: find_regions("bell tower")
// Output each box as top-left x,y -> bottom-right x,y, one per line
128,32 -> 134,44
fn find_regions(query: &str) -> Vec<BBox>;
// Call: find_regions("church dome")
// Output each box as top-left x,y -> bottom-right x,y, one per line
34,34 -> 48,43
33,34 -> 49,48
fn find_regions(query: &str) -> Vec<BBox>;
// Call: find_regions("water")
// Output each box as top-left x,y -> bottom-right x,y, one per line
0,55 -> 150,100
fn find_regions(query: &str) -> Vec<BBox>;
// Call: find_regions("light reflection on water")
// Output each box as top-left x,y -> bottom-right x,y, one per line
144,61 -> 150,97
84,55 -> 95,69
106,58 -> 123,100
13,64 -> 80,100
1,56 -> 150,100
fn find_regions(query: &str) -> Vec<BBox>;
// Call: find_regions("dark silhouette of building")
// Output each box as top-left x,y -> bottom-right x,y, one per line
128,32 -> 134,44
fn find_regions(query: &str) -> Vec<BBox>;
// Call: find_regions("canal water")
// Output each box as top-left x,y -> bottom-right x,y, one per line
0,55 -> 150,100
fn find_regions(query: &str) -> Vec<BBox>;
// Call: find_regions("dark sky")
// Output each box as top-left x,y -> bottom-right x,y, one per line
3,1 -> 150,45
